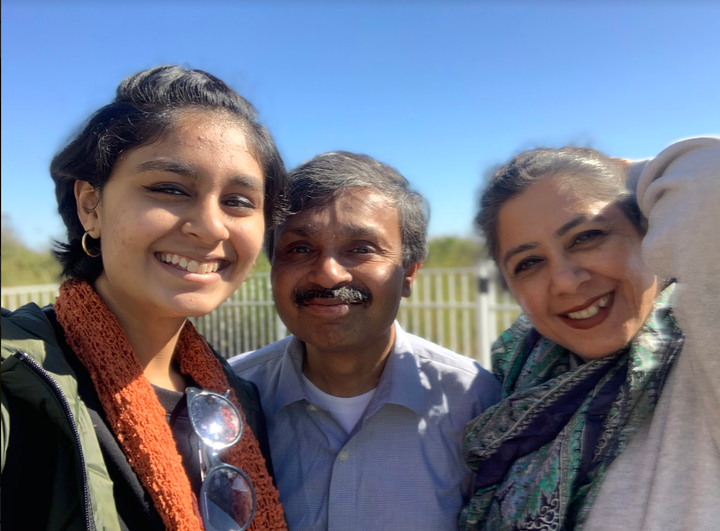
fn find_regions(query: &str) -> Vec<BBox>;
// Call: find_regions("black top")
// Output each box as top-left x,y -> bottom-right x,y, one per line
152,384 -> 203,497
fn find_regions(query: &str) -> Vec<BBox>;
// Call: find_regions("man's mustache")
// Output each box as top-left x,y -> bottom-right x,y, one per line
294,286 -> 372,306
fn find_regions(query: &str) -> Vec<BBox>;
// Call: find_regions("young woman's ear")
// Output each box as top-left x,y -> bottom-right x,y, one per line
74,180 -> 102,237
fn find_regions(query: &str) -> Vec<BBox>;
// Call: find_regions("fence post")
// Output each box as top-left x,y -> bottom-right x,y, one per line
275,312 -> 287,342
487,261 -> 498,347
477,261 -> 492,369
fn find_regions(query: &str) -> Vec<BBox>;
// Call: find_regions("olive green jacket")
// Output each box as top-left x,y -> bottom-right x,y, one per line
1,303 -> 121,531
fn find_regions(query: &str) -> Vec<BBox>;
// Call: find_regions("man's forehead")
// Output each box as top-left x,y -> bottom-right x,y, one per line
284,189 -> 396,226
276,219 -> 386,240
291,186 -> 394,212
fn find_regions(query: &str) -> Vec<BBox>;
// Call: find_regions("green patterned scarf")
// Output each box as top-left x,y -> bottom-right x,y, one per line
460,285 -> 683,531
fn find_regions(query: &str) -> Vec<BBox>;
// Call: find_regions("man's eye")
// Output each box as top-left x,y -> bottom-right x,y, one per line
288,246 -> 311,254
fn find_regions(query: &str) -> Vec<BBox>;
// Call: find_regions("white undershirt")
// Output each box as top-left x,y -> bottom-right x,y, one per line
301,374 -> 377,434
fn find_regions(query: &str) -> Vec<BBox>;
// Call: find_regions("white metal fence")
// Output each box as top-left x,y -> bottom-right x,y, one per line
1,261 -> 520,368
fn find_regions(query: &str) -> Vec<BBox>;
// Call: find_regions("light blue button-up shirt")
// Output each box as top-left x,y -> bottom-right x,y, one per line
230,323 -> 500,531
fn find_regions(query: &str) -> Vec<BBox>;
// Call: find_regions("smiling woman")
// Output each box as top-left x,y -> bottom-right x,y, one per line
74,111 -> 266,323
1,66 -> 287,531
460,147 -> 684,531
495,177 -> 657,360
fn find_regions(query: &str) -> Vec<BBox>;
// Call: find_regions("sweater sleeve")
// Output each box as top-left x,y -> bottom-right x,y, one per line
634,136 -> 720,452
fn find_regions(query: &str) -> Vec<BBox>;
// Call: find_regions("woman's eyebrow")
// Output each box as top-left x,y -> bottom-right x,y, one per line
503,242 -> 539,269
503,213 -> 612,268
555,213 -> 610,237
227,176 -> 263,191
133,159 -> 262,191
133,159 -> 197,178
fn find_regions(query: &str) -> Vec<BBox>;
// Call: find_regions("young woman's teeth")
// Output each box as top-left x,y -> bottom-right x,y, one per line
159,254 -> 219,274
566,293 -> 611,320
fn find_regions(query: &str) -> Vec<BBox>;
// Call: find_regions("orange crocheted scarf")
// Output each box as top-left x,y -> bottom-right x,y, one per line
54,279 -> 286,531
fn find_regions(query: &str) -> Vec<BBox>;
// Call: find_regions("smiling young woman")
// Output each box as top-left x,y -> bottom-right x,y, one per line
460,147 -> 684,531
75,111 -> 266,347
1,66 -> 287,531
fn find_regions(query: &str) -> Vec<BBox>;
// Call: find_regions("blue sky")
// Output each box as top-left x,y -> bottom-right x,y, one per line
2,1 -> 719,250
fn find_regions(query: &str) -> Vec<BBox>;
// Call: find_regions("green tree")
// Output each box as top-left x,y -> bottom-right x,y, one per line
1,214 -> 62,287
423,236 -> 487,268
253,251 -> 271,273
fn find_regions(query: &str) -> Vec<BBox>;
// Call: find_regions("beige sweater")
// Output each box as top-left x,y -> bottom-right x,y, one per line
585,137 -> 720,531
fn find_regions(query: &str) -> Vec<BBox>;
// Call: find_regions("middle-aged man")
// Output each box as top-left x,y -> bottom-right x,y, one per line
230,151 -> 500,531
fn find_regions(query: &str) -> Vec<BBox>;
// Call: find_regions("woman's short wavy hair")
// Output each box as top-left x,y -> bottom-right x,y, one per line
51,65 -> 286,282
476,146 -> 644,264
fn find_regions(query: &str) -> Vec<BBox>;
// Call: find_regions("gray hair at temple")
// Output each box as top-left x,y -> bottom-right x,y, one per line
476,146 -> 645,264
267,151 -> 429,268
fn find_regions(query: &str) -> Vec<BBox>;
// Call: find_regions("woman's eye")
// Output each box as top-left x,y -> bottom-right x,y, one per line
572,230 -> 605,246
514,257 -> 541,275
144,184 -> 187,196
223,195 -> 256,209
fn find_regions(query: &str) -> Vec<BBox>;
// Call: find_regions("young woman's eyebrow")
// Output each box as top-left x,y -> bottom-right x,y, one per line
134,159 -> 198,178
227,176 -> 263,192
133,159 -> 262,190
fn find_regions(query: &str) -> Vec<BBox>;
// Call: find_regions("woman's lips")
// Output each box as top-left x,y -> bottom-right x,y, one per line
156,252 -> 225,274
564,293 -> 612,319
559,292 -> 615,330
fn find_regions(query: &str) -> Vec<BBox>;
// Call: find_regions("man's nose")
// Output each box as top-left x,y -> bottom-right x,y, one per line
308,253 -> 353,288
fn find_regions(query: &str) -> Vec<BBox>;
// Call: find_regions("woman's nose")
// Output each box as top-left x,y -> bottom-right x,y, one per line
549,255 -> 591,295
181,199 -> 229,244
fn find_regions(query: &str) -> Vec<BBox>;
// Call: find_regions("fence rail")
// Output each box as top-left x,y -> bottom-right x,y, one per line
2,261 -> 520,368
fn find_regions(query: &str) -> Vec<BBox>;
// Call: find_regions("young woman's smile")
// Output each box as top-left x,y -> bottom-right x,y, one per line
154,251 -> 228,283
156,252 -> 225,274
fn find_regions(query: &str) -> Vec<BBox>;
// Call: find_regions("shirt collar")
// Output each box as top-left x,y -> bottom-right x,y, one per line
273,322 -> 425,418
365,322 -> 425,418
274,335 -> 311,413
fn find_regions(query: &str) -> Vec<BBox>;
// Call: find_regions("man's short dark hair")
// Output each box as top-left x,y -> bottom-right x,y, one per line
268,151 -> 428,268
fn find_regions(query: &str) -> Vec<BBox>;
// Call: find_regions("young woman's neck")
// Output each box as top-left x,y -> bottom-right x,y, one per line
94,277 -> 188,391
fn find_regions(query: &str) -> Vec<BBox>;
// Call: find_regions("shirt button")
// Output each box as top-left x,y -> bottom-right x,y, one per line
307,404 -> 317,412
338,450 -> 349,461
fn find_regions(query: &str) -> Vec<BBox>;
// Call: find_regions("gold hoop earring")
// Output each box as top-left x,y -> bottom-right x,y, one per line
82,231 -> 101,258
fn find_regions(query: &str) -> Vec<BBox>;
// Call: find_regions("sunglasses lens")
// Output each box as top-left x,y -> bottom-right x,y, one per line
189,392 -> 242,450
202,466 -> 256,531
